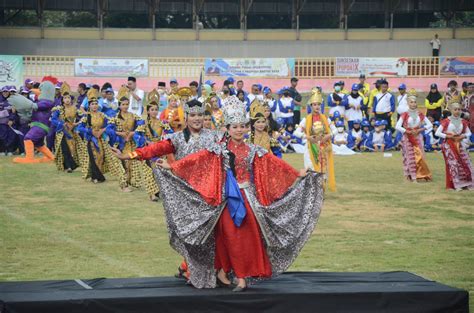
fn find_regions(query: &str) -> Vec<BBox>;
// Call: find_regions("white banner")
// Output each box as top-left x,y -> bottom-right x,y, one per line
335,57 -> 408,77
205,58 -> 295,77
0,55 -> 23,87
75,58 -> 149,77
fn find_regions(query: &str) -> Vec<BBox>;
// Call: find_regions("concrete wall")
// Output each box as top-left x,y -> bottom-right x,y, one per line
1,27 -> 473,58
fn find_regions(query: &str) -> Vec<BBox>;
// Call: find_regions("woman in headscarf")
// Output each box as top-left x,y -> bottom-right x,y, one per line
435,102 -> 474,190
425,83 -> 444,122
395,94 -> 433,182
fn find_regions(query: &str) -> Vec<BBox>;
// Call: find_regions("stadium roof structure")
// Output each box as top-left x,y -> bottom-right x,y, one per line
2,0 -> 474,30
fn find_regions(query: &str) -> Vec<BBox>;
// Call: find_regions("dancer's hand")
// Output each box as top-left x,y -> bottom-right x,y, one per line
308,135 -> 320,144
110,147 -> 130,160
156,159 -> 171,170
298,168 -> 309,177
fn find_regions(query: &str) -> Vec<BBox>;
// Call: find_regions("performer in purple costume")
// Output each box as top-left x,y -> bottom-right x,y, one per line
11,76 -> 58,163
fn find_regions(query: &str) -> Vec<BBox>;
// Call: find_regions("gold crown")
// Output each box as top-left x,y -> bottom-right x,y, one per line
309,88 -> 322,104
87,88 -> 99,101
147,88 -> 160,105
117,86 -> 129,101
60,81 -> 71,96
407,88 -> 417,97
176,87 -> 192,98
250,98 -> 266,120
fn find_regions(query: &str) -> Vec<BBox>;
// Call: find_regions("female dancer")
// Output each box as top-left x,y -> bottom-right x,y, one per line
51,82 -> 85,172
435,102 -> 474,190
395,94 -> 433,182
107,95 -> 147,192
154,96 -> 324,291
295,89 -> 336,192
142,95 -> 169,201
248,100 -> 282,157
76,90 -> 126,188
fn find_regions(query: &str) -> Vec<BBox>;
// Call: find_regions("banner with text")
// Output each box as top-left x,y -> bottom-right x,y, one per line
205,58 -> 295,77
439,57 -> 474,76
335,57 -> 409,77
0,55 -> 23,87
75,58 -> 149,77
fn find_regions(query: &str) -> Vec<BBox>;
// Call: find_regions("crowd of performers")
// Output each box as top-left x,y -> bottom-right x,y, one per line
1,74 -> 473,291
1,76 -> 473,192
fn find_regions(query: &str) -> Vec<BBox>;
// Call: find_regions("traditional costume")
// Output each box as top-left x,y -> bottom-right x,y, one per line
395,102 -> 433,182
130,98 -> 224,277
12,76 -> 57,164
141,90 -> 168,200
435,109 -> 474,190
153,97 -> 324,289
248,99 -> 282,158
107,89 -> 147,189
297,89 -> 336,191
131,100 -> 224,163
0,91 -> 19,155
160,92 -> 185,133
50,82 -> 86,172
76,89 -> 126,186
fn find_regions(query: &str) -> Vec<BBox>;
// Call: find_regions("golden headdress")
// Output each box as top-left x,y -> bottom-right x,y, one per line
250,98 -> 266,120
309,88 -> 323,104
60,81 -> 71,96
117,86 -> 129,102
87,88 -> 99,103
176,87 -> 192,98
407,88 -> 417,97
147,88 -> 160,105
406,88 -> 417,101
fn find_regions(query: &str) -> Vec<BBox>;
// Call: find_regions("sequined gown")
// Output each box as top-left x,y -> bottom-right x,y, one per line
142,117 -> 168,196
51,104 -> 86,171
154,140 -> 324,288
77,111 -> 126,187
109,112 -> 147,188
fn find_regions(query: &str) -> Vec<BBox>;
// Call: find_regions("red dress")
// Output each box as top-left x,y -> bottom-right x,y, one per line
214,141 -> 272,278
169,141 -> 301,281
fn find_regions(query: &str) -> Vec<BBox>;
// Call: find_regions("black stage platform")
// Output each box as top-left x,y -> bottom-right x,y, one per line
0,272 -> 468,313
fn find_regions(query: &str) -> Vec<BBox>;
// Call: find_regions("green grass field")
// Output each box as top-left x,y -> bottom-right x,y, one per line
0,152 -> 472,302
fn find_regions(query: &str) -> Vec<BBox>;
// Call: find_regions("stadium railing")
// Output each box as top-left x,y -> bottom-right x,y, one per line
23,56 -> 453,79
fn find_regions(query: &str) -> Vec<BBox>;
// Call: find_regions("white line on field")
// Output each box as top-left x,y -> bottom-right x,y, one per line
1,206 -> 148,277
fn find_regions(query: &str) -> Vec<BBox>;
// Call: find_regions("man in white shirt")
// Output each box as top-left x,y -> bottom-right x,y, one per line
430,34 -> 441,57
396,83 -> 408,119
372,79 -> 395,132
126,76 -> 144,116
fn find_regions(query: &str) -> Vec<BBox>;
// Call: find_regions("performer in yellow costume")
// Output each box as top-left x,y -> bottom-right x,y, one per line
296,88 -> 336,191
